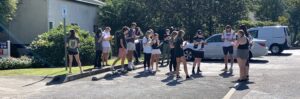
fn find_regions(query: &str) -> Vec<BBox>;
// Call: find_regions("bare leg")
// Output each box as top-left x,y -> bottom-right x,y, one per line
156,54 -> 160,71
176,58 -> 181,76
230,54 -> 234,68
224,55 -> 228,69
74,54 -> 82,73
181,57 -> 189,76
68,55 -> 73,73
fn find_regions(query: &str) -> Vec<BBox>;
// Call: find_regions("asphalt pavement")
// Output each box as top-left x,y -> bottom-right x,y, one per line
1,49 -> 300,99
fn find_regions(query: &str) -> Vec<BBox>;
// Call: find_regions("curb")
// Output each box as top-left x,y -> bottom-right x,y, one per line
61,63 -> 145,83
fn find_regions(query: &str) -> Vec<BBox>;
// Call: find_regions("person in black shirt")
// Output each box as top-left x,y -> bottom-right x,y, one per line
66,30 -> 82,74
192,30 -> 207,75
168,31 -> 178,75
160,29 -> 171,67
240,25 -> 252,81
94,29 -> 103,69
111,26 -> 129,73
235,30 -> 249,82
174,30 -> 190,79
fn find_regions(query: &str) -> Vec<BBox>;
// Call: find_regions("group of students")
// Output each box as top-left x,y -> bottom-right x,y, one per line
65,22 -> 252,82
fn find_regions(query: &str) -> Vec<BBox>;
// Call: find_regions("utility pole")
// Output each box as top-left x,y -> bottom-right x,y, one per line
62,6 -> 68,71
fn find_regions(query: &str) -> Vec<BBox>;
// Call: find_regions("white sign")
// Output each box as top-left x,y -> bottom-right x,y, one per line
62,6 -> 68,18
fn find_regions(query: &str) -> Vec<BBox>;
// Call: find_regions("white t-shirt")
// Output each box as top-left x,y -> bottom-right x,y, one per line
102,31 -> 111,48
222,32 -> 236,47
143,37 -> 152,53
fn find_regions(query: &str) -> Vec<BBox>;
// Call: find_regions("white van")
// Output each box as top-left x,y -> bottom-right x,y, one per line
248,26 -> 292,54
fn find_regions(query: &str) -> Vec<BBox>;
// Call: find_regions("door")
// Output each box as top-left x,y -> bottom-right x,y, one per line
205,34 -> 224,59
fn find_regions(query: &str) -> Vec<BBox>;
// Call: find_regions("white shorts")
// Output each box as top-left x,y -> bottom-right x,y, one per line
103,47 -> 110,53
127,42 -> 136,51
152,49 -> 161,54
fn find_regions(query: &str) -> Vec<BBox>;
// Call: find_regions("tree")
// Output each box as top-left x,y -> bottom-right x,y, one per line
288,1 -> 300,42
98,0 -> 249,37
256,0 -> 285,21
0,0 -> 18,25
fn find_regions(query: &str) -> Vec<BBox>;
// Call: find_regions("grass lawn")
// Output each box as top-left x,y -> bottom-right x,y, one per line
0,57 -> 139,76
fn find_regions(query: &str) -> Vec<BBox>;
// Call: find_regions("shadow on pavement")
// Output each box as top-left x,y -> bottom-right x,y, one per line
133,71 -> 153,78
191,73 -> 204,78
166,80 -> 183,86
22,76 -> 52,87
235,81 -> 255,91
267,53 -> 292,56
219,69 -> 234,78
249,59 -> 269,64
161,75 -> 174,83
46,74 -> 67,86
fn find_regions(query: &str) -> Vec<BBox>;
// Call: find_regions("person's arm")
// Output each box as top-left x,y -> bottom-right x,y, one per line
98,35 -> 103,43
120,39 -> 125,49
221,33 -> 225,41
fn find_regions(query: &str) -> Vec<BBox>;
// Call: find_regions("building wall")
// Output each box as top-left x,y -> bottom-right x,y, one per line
48,0 -> 99,34
8,0 -> 48,44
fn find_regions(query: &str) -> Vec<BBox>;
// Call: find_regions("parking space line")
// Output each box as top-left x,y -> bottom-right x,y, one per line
223,83 -> 240,99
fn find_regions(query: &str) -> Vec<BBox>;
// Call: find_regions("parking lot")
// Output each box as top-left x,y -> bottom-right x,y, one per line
1,49 -> 300,99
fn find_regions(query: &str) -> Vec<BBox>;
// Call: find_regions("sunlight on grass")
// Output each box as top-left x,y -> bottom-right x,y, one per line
0,57 -> 144,76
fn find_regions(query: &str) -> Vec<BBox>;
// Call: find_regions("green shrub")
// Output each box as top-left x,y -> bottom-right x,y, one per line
29,25 -> 95,67
0,56 -> 32,70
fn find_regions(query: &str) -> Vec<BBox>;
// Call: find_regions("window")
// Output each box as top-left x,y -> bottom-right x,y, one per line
49,22 -> 54,30
207,35 -> 222,43
248,30 -> 258,38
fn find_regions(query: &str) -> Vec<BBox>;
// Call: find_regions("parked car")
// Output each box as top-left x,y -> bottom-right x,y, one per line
183,34 -> 268,61
248,26 -> 292,54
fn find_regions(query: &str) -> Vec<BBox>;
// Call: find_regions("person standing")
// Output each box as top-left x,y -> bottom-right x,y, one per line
150,33 -> 161,72
192,30 -> 206,75
102,27 -> 112,66
168,31 -> 178,75
126,23 -> 137,70
235,30 -> 249,82
111,26 -> 129,73
240,25 -> 252,81
160,29 -> 171,67
174,30 -> 190,79
94,29 -> 103,69
66,30 -> 82,74
134,26 -> 143,64
143,31 -> 153,72
221,25 -> 236,71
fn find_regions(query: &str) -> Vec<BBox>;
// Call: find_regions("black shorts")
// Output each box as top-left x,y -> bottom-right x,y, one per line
223,46 -> 233,55
68,51 -> 79,55
193,51 -> 204,58
175,49 -> 184,58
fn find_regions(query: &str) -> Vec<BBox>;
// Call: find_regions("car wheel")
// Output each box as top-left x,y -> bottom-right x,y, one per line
270,44 -> 283,54
184,49 -> 194,61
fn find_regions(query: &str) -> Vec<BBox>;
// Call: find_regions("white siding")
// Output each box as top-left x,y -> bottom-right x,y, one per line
48,0 -> 99,34
8,0 -> 48,44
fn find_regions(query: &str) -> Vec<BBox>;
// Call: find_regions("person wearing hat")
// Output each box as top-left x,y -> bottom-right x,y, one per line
192,29 -> 207,74
221,25 -> 236,71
